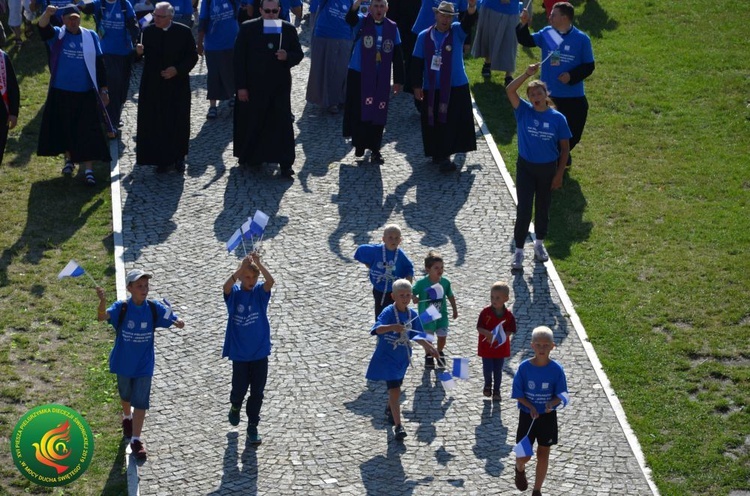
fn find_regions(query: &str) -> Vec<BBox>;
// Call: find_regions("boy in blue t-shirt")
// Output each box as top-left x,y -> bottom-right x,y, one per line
96,268 -> 185,461
222,253 -> 275,445
366,279 -> 438,440
511,326 -> 568,495
354,224 -> 414,319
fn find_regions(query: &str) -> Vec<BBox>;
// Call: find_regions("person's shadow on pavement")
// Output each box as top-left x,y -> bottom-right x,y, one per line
328,163 -> 394,262
360,441 -> 432,495
207,431 -> 258,495
472,399 -> 509,476
404,369 -> 454,445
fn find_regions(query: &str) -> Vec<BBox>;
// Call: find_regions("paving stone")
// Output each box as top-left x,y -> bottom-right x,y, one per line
114,16 -> 656,496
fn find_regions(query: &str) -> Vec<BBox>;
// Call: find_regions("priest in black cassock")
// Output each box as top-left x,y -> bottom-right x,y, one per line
233,0 -> 303,178
135,2 -> 198,174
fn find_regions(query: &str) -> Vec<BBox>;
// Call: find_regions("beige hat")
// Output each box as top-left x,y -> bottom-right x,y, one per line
433,1 -> 459,16
125,269 -> 153,285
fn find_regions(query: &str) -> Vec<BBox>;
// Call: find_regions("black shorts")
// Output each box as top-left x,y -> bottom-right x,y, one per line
516,410 -> 558,447
386,379 -> 403,390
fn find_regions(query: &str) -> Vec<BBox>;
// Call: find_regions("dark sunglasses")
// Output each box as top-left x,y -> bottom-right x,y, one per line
263,8 -> 280,13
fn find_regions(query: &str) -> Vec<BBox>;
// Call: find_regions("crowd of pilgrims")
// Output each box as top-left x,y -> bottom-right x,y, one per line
0,0 -> 592,268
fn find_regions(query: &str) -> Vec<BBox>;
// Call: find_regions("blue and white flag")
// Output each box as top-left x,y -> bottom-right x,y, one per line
556,391 -> 569,409
58,260 -> 86,279
514,435 -> 534,458
541,28 -> 563,51
162,298 -> 176,322
409,330 -> 436,344
418,305 -> 440,325
438,370 -> 455,390
425,283 -> 444,300
138,13 -> 153,29
263,19 -> 282,34
452,357 -> 469,380
226,228 -> 242,252
248,210 -> 269,237
490,322 -> 507,348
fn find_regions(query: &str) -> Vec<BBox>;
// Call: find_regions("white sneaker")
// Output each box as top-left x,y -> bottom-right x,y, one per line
534,243 -> 549,262
511,251 -> 524,270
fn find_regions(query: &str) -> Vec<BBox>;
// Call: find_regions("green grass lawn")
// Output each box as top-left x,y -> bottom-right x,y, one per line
0,29 -> 127,495
0,0 -> 748,494
468,0 -> 749,494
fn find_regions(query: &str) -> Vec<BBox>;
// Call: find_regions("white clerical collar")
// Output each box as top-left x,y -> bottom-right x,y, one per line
162,21 -> 172,31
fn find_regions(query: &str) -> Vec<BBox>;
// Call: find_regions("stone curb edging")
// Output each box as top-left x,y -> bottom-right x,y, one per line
472,96 -> 660,496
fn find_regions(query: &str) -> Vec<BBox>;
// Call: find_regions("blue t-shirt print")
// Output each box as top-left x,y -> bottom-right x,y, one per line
223,282 -> 272,362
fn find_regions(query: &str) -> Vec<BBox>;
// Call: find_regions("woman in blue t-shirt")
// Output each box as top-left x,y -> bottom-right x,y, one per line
506,63 -> 571,271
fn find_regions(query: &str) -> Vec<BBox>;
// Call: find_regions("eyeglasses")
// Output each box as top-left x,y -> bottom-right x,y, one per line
262,8 -> 280,13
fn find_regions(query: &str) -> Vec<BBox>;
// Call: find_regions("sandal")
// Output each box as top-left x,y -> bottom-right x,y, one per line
206,106 -> 218,119
481,62 -> 491,78
62,160 -> 75,176
84,170 -> 96,186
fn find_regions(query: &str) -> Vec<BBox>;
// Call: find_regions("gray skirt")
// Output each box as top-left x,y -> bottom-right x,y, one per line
471,7 -> 519,73
205,49 -> 235,101
305,36 -> 352,108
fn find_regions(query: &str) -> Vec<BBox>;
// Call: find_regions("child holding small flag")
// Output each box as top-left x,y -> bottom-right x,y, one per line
411,250 -> 457,369
511,326 -> 568,496
476,281 -> 516,401
366,279 -> 438,441
222,252 -> 275,445
354,224 -> 414,319
96,269 -> 185,461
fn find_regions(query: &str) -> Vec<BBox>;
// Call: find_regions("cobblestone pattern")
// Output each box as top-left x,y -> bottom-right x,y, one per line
115,19 -> 654,496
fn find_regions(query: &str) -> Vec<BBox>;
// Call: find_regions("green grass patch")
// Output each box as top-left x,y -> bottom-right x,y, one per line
0,21 -> 126,495
468,0 -> 749,494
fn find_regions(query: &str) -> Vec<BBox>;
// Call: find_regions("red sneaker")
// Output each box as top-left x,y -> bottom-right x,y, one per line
130,439 -> 147,460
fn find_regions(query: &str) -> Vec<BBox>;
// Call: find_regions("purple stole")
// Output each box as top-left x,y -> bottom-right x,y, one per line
0,52 -> 8,113
424,25 -> 453,126
360,15 -> 397,126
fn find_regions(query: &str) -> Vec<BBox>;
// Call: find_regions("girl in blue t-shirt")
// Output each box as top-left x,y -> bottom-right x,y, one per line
505,63 -> 571,271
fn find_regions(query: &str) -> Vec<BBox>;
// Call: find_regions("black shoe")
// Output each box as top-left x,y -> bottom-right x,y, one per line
175,159 -> 186,174
439,160 -> 457,172
394,424 -> 407,441
481,62 -> 491,78
355,147 -> 365,157
156,164 -> 170,174
228,405 -> 241,426
425,356 -> 435,369
247,424 -> 262,445
370,150 -> 384,164
514,466 -> 528,491
280,167 -> 295,178
504,75 -> 514,87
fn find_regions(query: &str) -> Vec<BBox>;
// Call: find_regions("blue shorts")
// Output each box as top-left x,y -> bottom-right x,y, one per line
117,375 -> 153,410
432,327 -> 448,338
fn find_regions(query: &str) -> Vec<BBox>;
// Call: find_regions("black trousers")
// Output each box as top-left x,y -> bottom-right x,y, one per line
103,53 -> 133,128
514,157 -> 557,248
230,357 -> 268,425
551,95 -> 589,151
